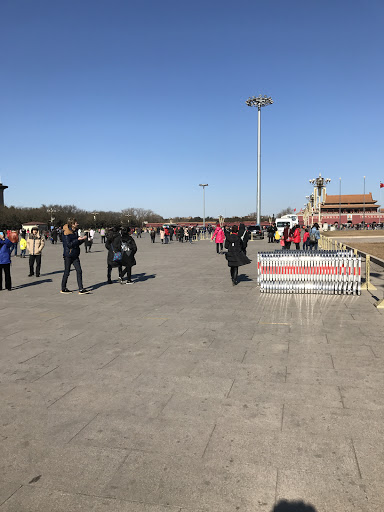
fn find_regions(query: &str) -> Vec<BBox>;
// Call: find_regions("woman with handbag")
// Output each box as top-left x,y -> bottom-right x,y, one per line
120,228 -> 137,284
105,227 -> 123,284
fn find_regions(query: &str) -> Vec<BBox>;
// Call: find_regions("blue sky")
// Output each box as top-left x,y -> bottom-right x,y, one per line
1,0 -> 383,218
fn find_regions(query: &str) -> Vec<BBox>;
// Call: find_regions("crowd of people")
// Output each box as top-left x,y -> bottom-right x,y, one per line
0,220 -> 323,291
266,223 -> 321,251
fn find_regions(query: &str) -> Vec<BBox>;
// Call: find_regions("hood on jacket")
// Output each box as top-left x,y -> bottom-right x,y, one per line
63,224 -> 73,236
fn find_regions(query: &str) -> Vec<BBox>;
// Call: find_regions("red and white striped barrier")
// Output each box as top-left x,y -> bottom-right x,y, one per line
257,251 -> 361,295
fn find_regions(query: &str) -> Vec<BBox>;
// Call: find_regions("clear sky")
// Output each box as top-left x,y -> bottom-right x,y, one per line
1,0 -> 383,218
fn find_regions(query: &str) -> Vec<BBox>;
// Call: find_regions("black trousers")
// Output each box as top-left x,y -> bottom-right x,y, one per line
230,266 -> 238,282
121,266 -> 132,281
0,263 -> 12,290
62,257 -> 83,291
216,243 -> 223,253
108,264 -> 122,281
101,235 -> 105,243
29,254 -> 41,276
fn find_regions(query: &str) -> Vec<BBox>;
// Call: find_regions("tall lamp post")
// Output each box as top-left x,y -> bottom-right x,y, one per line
199,184 -> 208,229
363,176 -> 366,227
338,178 -> 342,229
245,95 -> 273,225
309,173 -> 331,225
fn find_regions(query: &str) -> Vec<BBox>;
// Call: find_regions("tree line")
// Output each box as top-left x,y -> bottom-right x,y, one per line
0,205 -> 164,229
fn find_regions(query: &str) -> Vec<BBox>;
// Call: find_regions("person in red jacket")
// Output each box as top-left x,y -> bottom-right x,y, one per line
293,225 -> 301,250
211,223 -> 225,254
303,229 -> 310,250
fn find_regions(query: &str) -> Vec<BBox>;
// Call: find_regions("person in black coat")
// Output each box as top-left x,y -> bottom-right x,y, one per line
105,227 -> 123,284
225,225 -> 251,286
120,228 -> 137,284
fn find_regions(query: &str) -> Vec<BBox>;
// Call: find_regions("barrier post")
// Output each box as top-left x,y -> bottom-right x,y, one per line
362,254 -> 377,291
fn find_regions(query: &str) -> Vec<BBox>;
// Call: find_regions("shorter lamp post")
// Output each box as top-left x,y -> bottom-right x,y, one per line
47,208 -> 56,228
309,173 -> 331,225
91,212 -> 99,229
199,184 -> 208,229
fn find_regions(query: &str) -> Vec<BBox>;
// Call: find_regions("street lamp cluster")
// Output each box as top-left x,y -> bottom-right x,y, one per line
303,173 -> 331,225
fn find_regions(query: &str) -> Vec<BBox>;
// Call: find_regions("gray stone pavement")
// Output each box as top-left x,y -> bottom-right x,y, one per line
1,234 -> 384,511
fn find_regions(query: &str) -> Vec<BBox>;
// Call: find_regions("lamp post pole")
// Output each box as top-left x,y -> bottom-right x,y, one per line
363,176 -> 366,227
246,95 -> 273,226
339,178 -> 341,229
91,212 -> 99,229
47,208 -> 56,227
199,184 -> 208,230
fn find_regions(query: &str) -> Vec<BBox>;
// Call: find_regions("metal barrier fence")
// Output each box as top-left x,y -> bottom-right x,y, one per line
257,250 -> 361,295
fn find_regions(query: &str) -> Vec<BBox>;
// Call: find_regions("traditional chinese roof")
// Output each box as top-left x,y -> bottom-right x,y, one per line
324,193 -> 377,205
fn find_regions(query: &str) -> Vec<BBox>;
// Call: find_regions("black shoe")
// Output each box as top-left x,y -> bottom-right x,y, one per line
107,279 -> 112,284
28,273 -> 34,277
118,277 -> 125,285
36,274 -> 40,277
60,289 -> 73,294
127,280 -> 134,284
78,289 -> 91,295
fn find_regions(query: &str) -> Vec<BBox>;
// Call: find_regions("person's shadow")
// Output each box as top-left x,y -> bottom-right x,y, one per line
13,279 -> 53,290
272,500 -> 317,511
134,273 -> 156,282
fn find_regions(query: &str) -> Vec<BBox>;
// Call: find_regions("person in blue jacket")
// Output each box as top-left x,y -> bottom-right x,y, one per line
0,231 -> 13,290
61,218 -> 90,294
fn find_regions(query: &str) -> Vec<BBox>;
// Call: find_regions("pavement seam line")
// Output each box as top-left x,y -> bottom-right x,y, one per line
66,412 -> 99,444
156,393 -> 174,418
367,345 -> 378,358
97,354 -> 120,370
284,366 -> 288,383
19,350 -> 46,364
31,365 -> 59,382
47,386 -> 76,408
0,484 -> 23,508
201,423 -> 216,459
240,350 -> 247,364
226,379 -> 235,398
330,354 -> 335,369
351,438 -> 363,479
338,386 -> 346,408
274,468 -> 279,504
280,404 -> 285,431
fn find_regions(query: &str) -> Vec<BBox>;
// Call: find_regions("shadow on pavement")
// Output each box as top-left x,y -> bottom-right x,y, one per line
134,273 -> 156,282
13,279 -> 53,290
272,500 -> 317,511
237,274 -> 253,282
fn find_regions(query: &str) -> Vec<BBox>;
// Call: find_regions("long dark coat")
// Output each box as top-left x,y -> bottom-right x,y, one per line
105,232 -> 123,267
121,234 -> 137,268
225,233 -> 251,267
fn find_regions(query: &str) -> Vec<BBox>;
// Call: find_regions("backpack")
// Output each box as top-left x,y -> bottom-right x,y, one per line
310,230 -> 317,243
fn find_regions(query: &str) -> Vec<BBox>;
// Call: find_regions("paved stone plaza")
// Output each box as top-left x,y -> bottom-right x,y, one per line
1,234 -> 384,511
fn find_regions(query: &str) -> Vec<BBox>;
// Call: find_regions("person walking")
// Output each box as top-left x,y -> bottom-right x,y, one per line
211,223 -> 225,253
150,228 -> 156,243
100,227 -> 106,244
224,225 -> 251,286
309,223 -> 320,250
160,227 -> 165,244
105,226 -> 123,284
164,226 -> 170,244
293,224 -> 301,250
0,231 -> 13,290
84,230 -> 93,253
19,236 -> 27,258
303,228 -> 310,250
120,227 -> 137,284
61,218 -> 90,294
283,225 -> 291,250
27,227 -> 45,277
267,224 -> 275,243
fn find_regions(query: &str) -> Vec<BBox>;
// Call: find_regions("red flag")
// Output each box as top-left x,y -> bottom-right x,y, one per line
293,208 -> 296,212
380,182 -> 384,188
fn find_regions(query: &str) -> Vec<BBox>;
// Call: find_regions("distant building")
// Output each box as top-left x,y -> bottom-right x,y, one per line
300,193 -> 382,225
22,222 -> 48,233
0,182 -> 8,207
